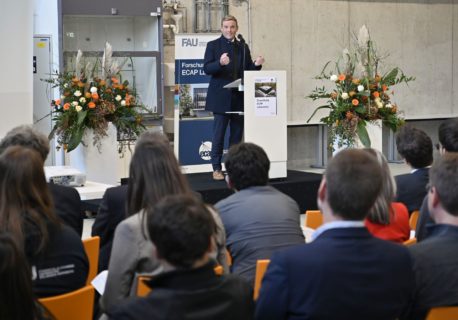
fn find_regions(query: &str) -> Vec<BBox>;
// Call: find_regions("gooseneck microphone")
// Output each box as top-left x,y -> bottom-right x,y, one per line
237,34 -> 246,86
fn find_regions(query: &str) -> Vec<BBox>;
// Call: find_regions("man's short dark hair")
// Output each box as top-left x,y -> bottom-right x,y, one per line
146,195 -> 216,268
325,149 -> 383,220
438,118 -> 458,152
0,125 -> 49,162
395,125 -> 433,168
224,143 -> 269,190
429,153 -> 458,216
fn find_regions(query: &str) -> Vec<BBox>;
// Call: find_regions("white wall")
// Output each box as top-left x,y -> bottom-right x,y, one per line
0,0 -> 34,137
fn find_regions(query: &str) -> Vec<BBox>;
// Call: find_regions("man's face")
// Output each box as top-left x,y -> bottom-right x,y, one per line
221,20 -> 238,40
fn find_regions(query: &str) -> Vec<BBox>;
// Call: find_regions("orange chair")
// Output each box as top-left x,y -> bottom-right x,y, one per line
426,306 -> 458,320
82,236 -> 100,284
136,265 -> 226,297
403,238 -> 417,246
304,210 -> 323,229
253,259 -> 271,300
409,210 -> 420,231
39,285 -> 95,320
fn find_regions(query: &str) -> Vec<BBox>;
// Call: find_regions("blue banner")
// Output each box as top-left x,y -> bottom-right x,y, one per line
175,59 -> 211,84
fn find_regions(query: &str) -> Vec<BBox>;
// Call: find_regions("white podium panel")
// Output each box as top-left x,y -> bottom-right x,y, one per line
244,71 -> 287,179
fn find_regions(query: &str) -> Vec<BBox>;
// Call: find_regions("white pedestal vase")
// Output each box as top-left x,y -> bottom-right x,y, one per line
333,120 -> 383,154
68,122 -> 131,185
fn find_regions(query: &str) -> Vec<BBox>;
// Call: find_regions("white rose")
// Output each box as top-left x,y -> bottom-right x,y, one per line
330,74 -> 338,82
121,100 -> 126,106
115,95 -> 122,102
71,101 -> 78,106
375,97 -> 383,108
79,97 -> 86,104
357,85 -> 364,92
74,90 -> 82,97
385,103 -> 392,108
75,105 -> 82,112
64,83 -> 68,88
90,86 -> 98,93
61,95 -> 65,100
341,92 -> 349,100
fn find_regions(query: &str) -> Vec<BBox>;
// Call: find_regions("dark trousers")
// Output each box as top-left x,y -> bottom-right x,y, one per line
211,113 -> 244,171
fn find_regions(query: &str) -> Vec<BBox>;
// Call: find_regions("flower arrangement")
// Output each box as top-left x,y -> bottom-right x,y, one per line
307,26 -> 414,150
45,43 -> 146,153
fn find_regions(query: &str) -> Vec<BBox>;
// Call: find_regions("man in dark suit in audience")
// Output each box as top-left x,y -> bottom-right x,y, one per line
255,149 -> 414,320
416,117 -> 458,241
215,143 -> 304,286
91,185 -> 128,271
0,126 -> 84,236
408,153 -> 458,319
395,125 -> 433,213
106,195 -> 253,320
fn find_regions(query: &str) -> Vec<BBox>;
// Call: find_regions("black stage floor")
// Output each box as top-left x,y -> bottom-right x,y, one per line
187,170 -> 322,213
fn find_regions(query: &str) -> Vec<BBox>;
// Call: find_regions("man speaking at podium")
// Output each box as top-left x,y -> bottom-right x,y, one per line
204,15 -> 264,180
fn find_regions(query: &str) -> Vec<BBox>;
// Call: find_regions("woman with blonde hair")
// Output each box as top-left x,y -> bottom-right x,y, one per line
363,148 -> 410,243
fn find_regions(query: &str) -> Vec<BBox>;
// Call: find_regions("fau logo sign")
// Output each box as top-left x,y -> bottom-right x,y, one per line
182,38 -> 199,47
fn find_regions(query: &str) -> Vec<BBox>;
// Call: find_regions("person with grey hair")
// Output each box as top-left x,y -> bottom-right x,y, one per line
0,125 -> 84,236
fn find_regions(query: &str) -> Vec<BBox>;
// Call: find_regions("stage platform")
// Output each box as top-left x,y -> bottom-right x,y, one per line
187,170 -> 322,213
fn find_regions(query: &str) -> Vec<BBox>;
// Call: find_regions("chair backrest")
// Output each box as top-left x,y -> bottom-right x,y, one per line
136,265 -> 225,297
403,238 -> 417,246
409,210 -> 420,230
426,306 -> 458,320
82,236 -> 100,285
253,259 -> 271,300
39,285 -> 95,320
304,210 -> 323,229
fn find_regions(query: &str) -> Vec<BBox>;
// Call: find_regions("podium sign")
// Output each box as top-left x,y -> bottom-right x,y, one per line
244,71 -> 287,179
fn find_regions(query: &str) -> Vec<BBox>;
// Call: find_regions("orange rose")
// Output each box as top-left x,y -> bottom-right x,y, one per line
100,80 -> 106,86
352,99 -> 359,106
111,77 -> 119,84
382,84 -> 388,92
349,91 -> 356,97
373,91 -> 380,98
88,102 -> 96,109
91,93 -> 99,100
105,88 -> 112,94
72,77 -> 79,83
63,103 -> 70,110
77,81 -> 84,87
55,99 -> 61,105
338,74 -> 346,81
85,92 -> 92,99
352,78 -> 360,85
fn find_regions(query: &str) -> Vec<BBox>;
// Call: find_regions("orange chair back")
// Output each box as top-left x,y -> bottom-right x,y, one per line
409,210 -> 420,230
426,306 -> 458,320
82,236 -> 100,285
304,210 -> 323,229
403,238 -> 417,246
39,285 -> 95,320
136,265 -> 225,297
253,259 -> 271,300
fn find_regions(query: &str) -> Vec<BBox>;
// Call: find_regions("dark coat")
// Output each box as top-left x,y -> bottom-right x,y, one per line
255,228 -> 415,320
395,168 -> 430,212
91,185 -> 128,271
204,35 -> 261,113
48,183 -> 84,236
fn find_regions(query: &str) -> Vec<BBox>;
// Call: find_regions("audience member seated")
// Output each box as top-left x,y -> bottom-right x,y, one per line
417,117 -> 458,241
363,148 -> 410,243
0,233 -> 48,320
0,146 -> 88,297
215,142 -> 304,285
105,195 -> 254,320
395,125 -> 433,213
255,149 -> 414,320
0,125 -> 84,236
101,132 -> 228,313
408,153 -> 458,319
91,184 -> 128,271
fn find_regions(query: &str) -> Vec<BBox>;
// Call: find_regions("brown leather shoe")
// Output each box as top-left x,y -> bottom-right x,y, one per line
212,170 -> 225,181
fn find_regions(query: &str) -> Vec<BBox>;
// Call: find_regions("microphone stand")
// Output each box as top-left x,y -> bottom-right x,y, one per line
237,34 -> 246,90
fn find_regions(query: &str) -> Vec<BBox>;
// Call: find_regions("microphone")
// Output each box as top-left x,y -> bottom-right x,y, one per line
237,34 -> 245,43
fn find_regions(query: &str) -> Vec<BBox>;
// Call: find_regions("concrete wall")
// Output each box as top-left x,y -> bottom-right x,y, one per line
0,0 -> 34,137
168,1 -> 458,168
